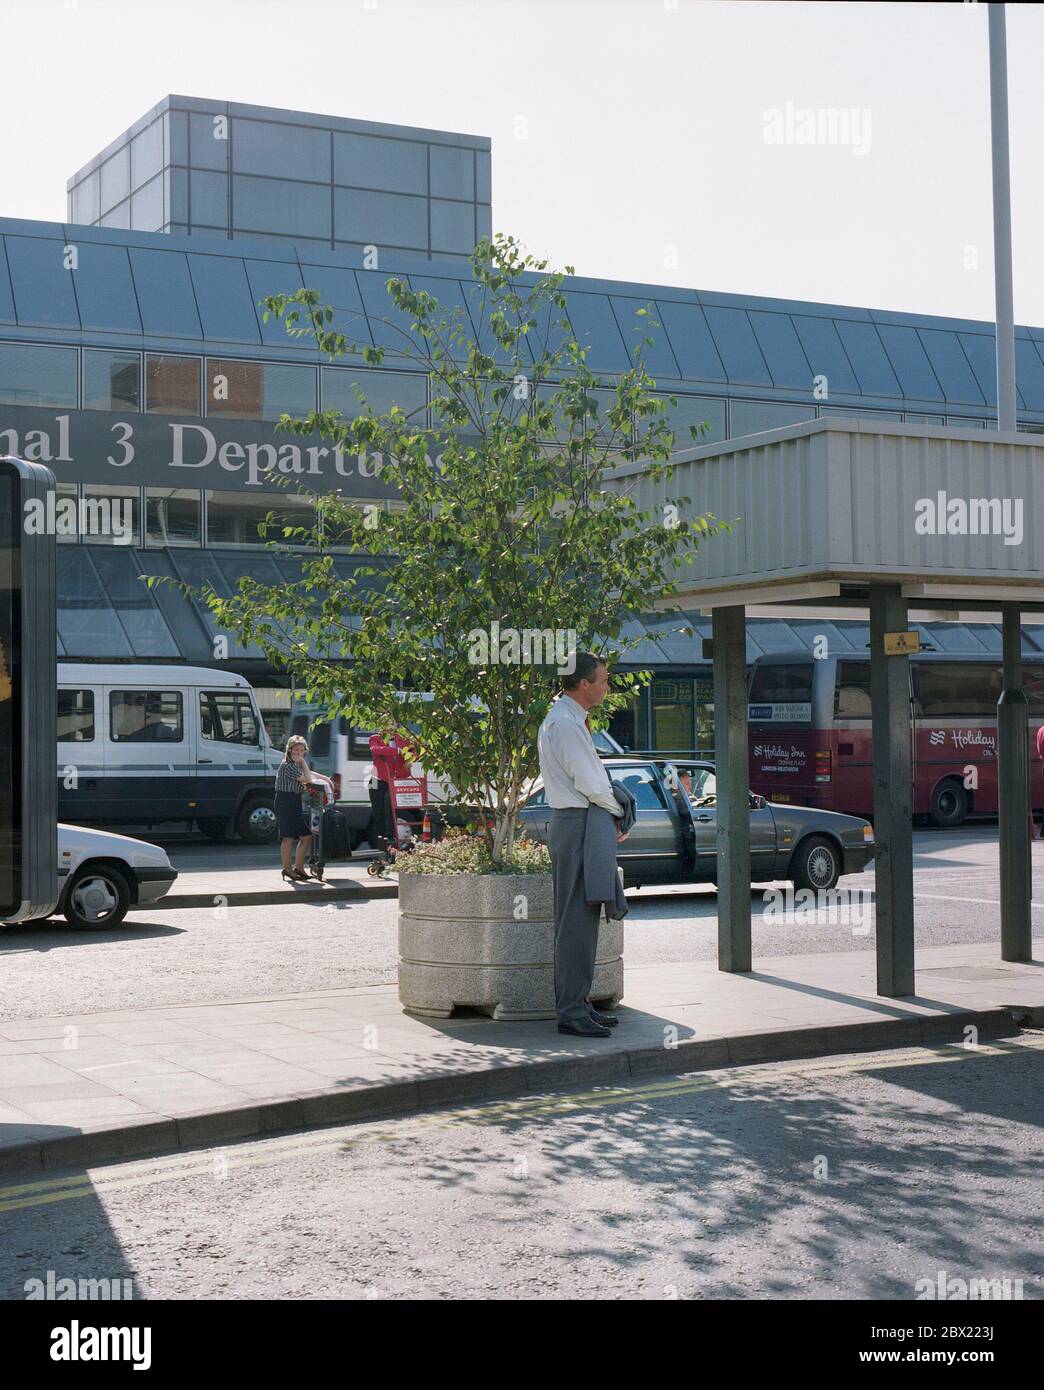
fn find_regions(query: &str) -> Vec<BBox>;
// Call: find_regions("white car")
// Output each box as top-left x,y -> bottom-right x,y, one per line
54,824 -> 177,928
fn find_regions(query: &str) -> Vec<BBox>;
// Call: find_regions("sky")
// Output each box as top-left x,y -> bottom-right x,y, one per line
1,0 -> 1042,325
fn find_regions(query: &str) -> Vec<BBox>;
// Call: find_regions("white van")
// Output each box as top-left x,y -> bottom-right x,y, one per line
57,664 -> 282,843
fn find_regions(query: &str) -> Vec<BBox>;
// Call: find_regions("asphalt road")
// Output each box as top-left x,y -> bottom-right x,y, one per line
0,830 -> 1040,1020
1,1036 -> 1040,1300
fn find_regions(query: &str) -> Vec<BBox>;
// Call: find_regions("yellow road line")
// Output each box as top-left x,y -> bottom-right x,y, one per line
1,1035 -> 1040,1214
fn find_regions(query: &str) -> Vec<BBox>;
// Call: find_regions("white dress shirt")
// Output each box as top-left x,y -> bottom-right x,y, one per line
537,695 -> 622,817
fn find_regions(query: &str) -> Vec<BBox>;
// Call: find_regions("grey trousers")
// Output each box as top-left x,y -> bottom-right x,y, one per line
549,808 -> 601,1024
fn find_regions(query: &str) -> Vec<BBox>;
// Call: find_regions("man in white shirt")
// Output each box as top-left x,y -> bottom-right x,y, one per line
537,651 -> 627,1037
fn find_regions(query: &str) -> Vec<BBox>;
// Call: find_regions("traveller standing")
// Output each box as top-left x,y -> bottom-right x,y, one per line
275,735 -> 333,882
537,652 -> 628,1038
368,723 -> 415,853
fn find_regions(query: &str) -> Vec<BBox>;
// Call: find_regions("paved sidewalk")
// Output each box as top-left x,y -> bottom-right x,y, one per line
1,941 -> 1041,1175
134,858 -> 396,909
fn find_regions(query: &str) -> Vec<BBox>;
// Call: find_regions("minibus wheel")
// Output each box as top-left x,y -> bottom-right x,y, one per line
929,778 -> 968,828
64,865 -> 130,929
197,817 -> 230,842
791,835 -> 841,893
237,795 -> 278,844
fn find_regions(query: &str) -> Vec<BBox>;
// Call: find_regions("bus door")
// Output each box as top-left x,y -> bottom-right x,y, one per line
197,687 -> 265,818
57,683 -> 105,822
834,658 -> 917,819
748,658 -> 819,807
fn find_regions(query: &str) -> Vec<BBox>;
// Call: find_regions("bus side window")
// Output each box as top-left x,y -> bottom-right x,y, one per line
58,689 -> 95,742
913,664 -> 1002,719
834,662 -> 872,719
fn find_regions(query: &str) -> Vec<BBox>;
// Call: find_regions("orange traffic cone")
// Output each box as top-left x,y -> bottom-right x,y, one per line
421,812 -> 432,843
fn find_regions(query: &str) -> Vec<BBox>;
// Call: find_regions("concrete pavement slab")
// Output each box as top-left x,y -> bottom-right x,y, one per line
0,940 -> 1041,1174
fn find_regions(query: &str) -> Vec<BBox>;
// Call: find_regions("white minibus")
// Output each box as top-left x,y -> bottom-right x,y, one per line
57,664 -> 282,843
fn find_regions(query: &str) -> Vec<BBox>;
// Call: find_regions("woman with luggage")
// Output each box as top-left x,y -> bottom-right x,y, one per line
275,735 -> 334,882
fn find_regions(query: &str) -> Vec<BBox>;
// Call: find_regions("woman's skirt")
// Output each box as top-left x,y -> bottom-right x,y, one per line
275,789 -> 310,840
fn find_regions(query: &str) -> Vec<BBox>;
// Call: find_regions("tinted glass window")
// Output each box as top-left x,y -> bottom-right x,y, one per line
609,764 -> 667,811
653,394 -> 727,448
200,692 -> 259,745
749,663 -> 814,706
730,399 -> 815,437
146,488 -> 201,547
351,727 -> 375,759
0,344 -> 78,408
80,485 -> 140,547
525,787 -> 547,809
206,358 -> 316,421
835,661 -> 872,718
205,491 -> 314,548
109,690 -> 183,741
58,689 -> 95,742
1024,667 -> 1044,712
147,355 -> 201,415
914,664 -> 1001,718
321,367 -> 427,423
84,350 -> 141,412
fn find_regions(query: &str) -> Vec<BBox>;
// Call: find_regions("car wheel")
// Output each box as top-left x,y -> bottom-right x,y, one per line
791,835 -> 841,893
236,795 -> 277,845
197,817 -> 230,842
63,865 -> 131,929
929,778 -> 968,829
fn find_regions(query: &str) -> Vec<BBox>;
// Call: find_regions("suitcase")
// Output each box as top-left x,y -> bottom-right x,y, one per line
321,806 -> 351,860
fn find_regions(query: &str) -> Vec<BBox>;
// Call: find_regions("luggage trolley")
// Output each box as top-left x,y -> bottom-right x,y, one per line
301,780 -> 352,881
366,774 -> 430,877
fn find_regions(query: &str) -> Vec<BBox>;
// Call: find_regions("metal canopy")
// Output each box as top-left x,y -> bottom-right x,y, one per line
612,418 -> 1042,998
611,417 -> 1044,609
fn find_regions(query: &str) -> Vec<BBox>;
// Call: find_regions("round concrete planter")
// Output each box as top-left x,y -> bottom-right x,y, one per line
398,872 -> 624,1021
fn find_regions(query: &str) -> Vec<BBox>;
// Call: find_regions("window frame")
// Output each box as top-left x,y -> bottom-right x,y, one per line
108,689 -> 184,743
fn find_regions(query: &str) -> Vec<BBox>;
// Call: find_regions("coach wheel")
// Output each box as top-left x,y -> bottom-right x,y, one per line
791,835 -> 841,893
236,795 -> 278,845
64,865 -> 131,929
929,778 -> 968,829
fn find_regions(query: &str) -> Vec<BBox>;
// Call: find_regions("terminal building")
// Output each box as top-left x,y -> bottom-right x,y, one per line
4,95 -> 1044,753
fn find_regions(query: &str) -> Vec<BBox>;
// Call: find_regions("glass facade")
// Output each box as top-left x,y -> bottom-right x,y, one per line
80,484 -> 141,547
204,490 -> 315,547
321,367 -> 427,421
68,98 -> 491,263
147,354 -> 201,415
146,488 -> 202,547
206,359 -> 316,421
730,398 -> 817,436
0,343 -> 77,407
84,349 -> 141,412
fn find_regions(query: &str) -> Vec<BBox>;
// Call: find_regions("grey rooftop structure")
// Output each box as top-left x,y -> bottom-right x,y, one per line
65,95 -> 492,264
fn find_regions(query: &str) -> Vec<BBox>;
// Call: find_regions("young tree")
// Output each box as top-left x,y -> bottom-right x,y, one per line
175,234 -> 721,865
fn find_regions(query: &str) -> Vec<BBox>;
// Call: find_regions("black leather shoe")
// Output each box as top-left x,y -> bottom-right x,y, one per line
589,1009 -> 619,1027
558,1019 -> 612,1038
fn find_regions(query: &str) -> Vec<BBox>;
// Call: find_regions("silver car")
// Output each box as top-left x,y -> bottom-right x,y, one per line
518,757 -> 874,891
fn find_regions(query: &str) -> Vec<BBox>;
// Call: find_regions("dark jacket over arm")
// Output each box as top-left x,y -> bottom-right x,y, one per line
583,780 -> 637,920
